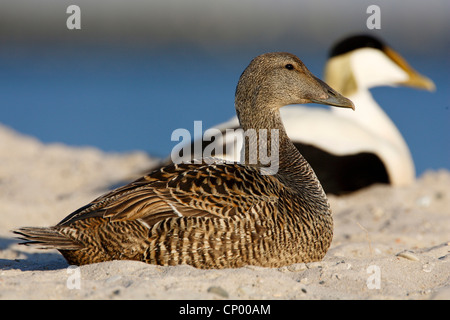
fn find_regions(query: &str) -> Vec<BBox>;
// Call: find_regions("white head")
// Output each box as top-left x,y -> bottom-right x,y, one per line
324,35 -> 435,96
350,47 -> 409,89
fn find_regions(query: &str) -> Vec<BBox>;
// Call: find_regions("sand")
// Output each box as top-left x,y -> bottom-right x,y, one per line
0,123 -> 449,300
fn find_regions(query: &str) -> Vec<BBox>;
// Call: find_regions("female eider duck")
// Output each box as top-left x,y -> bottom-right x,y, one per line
14,53 -> 354,268
171,35 -> 435,195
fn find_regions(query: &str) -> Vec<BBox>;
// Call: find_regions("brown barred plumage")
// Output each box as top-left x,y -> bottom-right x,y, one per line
14,53 -> 354,268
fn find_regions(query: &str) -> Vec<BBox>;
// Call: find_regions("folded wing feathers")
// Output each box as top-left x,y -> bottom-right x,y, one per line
14,227 -> 82,250
56,163 -> 282,230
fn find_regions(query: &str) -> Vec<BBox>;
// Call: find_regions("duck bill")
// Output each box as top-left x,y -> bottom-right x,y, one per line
311,77 -> 356,110
384,47 -> 436,91
403,70 -> 436,91
312,94 -> 355,110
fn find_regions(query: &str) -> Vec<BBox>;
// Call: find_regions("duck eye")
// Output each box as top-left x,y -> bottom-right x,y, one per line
285,64 -> 294,70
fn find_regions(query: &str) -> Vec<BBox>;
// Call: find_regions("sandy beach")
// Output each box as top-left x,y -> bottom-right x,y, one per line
0,123 -> 448,300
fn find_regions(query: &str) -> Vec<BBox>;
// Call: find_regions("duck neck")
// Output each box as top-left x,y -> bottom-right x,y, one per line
332,88 -> 409,152
236,100 -> 325,195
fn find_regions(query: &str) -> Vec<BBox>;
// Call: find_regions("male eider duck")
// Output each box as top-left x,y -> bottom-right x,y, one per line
169,35 -> 435,195
14,53 -> 354,268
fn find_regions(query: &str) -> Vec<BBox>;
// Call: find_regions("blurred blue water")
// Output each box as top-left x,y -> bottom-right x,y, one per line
0,44 -> 448,176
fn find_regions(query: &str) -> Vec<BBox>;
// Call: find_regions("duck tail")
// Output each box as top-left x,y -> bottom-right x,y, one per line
13,227 -> 81,250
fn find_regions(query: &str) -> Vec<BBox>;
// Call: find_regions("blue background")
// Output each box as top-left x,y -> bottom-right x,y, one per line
1,0 -> 449,176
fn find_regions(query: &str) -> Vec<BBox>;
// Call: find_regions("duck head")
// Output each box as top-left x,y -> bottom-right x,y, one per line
324,35 -> 436,96
235,52 -> 355,122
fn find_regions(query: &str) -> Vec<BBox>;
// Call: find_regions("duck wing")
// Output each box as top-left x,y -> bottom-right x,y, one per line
57,162 -> 282,228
